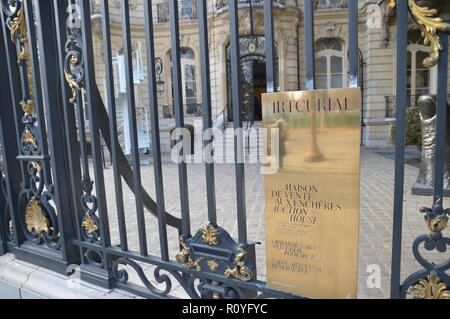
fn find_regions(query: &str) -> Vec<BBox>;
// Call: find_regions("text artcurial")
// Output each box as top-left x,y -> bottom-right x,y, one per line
272,96 -> 355,113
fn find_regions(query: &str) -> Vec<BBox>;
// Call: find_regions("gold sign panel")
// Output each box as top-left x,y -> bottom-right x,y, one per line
262,88 -> 361,299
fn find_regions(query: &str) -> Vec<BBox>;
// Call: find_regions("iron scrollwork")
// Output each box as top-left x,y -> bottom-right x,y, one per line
176,222 -> 256,291
113,258 -> 185,298
110,220 -> 303,299
80,176 -> 100,243
112,256 -> 252,299
224,247 -> 254,282
176,237 -> 205,271
401,201 -> 450,299
1,167 -> 13,243
388,0 -> 450,68
63,1 -> 102,245
3,0 -> 61,249
20,161 -> 60,248
64,27 -> 83,104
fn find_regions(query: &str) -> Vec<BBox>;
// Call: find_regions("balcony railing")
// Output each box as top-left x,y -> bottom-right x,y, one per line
385,95 -> 450,118
163,104 -> 203,118
314,0 -> 348,10
157,1 -> 198,23
216,0 -> 286,11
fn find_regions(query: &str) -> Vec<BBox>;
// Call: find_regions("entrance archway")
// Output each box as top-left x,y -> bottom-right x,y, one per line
226,36 -> 278,122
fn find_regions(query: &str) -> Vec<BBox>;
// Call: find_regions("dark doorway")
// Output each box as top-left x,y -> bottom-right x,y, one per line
252,60 -> 266,122
226,36 -> 278,123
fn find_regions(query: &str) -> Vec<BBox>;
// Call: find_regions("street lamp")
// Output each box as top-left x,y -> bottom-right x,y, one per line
156,79 -> 165,94
155,57 -> 165,94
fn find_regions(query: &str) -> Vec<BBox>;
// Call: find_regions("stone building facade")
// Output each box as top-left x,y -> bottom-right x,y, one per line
88,0 -> 450,153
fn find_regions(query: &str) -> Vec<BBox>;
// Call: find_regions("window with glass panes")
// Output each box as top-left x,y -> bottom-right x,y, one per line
407,30 -> 436,106
315,38 -> 345,89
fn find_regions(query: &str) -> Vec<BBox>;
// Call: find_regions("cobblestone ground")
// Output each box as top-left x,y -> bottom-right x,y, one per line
97,148 -> 448,299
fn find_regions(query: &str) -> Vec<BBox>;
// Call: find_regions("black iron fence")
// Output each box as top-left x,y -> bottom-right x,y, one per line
0,0 -> 448,300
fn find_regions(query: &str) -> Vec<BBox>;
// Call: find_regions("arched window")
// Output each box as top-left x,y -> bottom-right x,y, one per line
407,30 -> 436,102
315,38 -> 345,89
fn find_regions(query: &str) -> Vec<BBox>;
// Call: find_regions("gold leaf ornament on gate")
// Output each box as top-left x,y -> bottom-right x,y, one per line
64,55 -> 81,104
200,223 -> 220,246
388,0 -> 450,68
427,214 -> 448,233
82,215 -> 98,234
20,100 -> 35,116
407,273 -> 450,299
25,199 -> 49,235
23,128 -> 38,149
224,248 -> 254,282
176,237 -> 204,271
207,260 -> 219,272
9,6 -> 26,43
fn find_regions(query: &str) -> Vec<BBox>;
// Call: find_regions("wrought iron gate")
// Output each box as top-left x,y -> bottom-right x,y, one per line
0,0 -> 448,299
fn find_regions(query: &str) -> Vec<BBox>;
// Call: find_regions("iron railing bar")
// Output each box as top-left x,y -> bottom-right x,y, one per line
75,94 -> 90,182
11,7 -> 32,119
79,0 -> 111,248
0,6 -> 28,189
33,0 -> 79,259
52,0 -> 85,263
24,0 -> 53,185
93,87 -> 183,231
432,33 -> 449,204
72,238 -> 309,298
143,0 -> 169,261
0,12 -> 26,245
304,0 -> 315,91
197,0 -> 217,226
348,0 -> 358,88
390,0 -> 408,299
264,0 -> 275,94
228,0 -> 247,244
121,0 -> 147,256
0,8 -> 26,184
169,0 -> 191,237
102,0 -> 128,252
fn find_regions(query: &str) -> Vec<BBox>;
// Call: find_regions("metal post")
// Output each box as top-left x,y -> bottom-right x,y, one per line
121,0 -> 147,256
390,0 -> 408,299
348,0 -> 358,88
229,0 -> 248,244
264,0 -> 275,93
52,0 -> 85,265
0,6 -> 26,247
197,0 -> 218,226
432,33 -> 449,204
304,0 -> 315,91
101,0 -> 128,252
144,0 -> 169,260
169,0 -> 191,237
